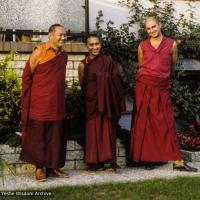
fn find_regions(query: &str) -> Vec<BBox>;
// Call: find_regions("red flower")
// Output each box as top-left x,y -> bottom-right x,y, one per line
188,124 -> 195,131
176,131 -> 200,151
196,118 -> 200,126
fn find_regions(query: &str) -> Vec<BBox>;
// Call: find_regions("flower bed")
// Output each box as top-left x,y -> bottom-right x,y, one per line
177,131 -> 200,151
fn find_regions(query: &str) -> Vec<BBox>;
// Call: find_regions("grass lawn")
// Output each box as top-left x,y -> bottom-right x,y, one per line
1,176 -> 200,200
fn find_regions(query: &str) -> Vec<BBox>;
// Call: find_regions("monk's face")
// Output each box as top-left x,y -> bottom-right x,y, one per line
49,26 -> 66,49
145,18 -> 162,38
86,37 -> 102,57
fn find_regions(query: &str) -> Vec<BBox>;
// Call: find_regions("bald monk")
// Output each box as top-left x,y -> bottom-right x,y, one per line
129,16 -> 197,172
78,34 -> 126,171
20,24 -> 69,181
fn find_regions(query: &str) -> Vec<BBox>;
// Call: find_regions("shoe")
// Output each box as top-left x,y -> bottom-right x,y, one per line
96,167 -> 106,171
173,162 -> 198,172
86,163 -> 106,173
105,164 -> 120,172
144,165 -> 155,170
144,162 -> 155,170
86,168 -> 97,173
86,166 -> 105,173
96,163 -> 106,171
46,168 -> 70,178
35,168 -> 47,182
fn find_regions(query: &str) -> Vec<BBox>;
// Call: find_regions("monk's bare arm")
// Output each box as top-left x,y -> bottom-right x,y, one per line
138,45 -> 143,65
172,41 -> 178,68
29,48 -> 41,73
78,62 -> 85,85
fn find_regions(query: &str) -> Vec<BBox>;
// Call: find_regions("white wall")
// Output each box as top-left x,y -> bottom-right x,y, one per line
89,0 -> 200,31
173,0 -> 200,23
89,0 -> 130,30
0,0 -> 85,32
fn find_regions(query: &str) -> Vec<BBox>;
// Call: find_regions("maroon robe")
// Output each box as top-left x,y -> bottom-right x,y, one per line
82,54 -> 125,164
20,52 -> 68,168
129,74 -> 182,161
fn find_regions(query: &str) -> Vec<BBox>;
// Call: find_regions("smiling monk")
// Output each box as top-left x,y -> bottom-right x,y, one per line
129,16 -> 198,172
78,34 -> 126,172
20,24 -> 69,181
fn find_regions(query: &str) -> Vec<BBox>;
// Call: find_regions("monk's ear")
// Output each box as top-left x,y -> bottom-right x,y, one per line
48,31 -> 54,40
48,32 -> 52,40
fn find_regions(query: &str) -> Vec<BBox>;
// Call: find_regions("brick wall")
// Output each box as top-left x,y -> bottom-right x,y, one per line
0,42 -> 88,82
0,139 -> 126,175
0,54 -> 85,82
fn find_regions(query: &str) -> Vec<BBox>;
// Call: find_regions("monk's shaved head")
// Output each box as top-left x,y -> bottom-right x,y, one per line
145,16 -> 160,27
145,16 -> 162,38
86,33 -> 102,44
48,24 -> 64,33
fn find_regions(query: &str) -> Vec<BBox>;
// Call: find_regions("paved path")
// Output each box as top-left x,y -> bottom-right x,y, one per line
1,162 -> 200,190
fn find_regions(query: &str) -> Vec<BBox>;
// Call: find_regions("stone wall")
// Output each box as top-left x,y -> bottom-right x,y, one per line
181,150 -> 200,162
0,139 -> 126,175
0,41 -> 127,176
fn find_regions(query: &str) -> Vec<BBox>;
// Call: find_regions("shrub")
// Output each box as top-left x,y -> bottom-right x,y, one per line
95,0 -> 200,87
94,0 -> 200,136
0,51 -> 21,146
65,81 -> 86,146
177,131 -> 200,151
66,81 -> 85,118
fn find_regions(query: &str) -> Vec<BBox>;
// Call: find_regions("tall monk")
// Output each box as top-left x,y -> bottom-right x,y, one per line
129,16 -> 197,172
20,24 -> 69,182
78,34 -> 126,171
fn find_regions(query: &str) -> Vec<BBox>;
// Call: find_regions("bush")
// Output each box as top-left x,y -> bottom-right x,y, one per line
66,81 -> 85,118
95,0 -> 200,86
0,51 -> 21,146
65,81 -> 86,146
94,0 -> 200,136
96,10 -> 137,98
177,131 -> 200,151
120,0 -> 200,58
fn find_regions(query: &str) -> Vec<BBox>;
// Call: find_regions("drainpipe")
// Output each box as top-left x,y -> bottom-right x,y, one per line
85,0 -> 89,33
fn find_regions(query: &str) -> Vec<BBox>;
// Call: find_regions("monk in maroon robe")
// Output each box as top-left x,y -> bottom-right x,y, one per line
78,34 -> 125,171
20,24 -> 69,181
129,16 -> 197,172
